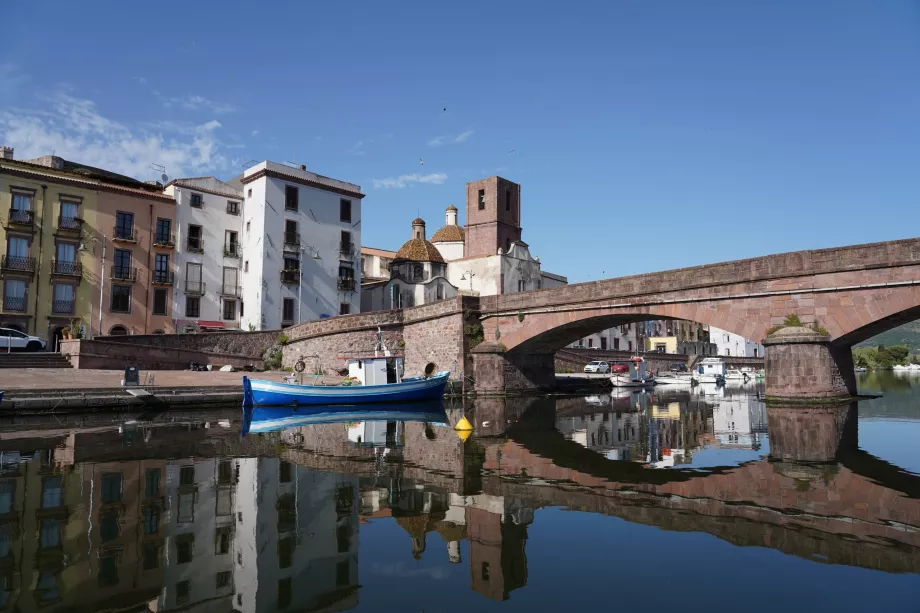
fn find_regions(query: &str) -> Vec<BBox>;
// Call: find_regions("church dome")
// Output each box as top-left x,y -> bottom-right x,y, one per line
446,204 -> 458,212
431,224 -> 465,243
395,238 -> 445,263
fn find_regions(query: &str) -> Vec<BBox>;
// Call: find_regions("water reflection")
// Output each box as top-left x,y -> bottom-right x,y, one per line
0,381 -> 917,611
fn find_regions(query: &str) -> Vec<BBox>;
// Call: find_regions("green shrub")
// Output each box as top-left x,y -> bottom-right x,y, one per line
517,312 -> 525,322
278,333 -> 290,346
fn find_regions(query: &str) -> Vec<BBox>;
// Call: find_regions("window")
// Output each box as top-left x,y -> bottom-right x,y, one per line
111,285 -> 131,313
41,476 -> 62,508
340,198 -> 352,222
588,338 -> 594,348
279,461 -> 292,483
11,191 -> 33,211
506,189 -> 511,211
517,280 -> 525,292
155,218 -> 171,243
100,509 -> 119,541
176,580 -> 190,605
176,534 -> 194,564
601,337 -> 607,350
227,200 -> 240,215
481,562 -> 491,580
190,193 -> 203,208
284,185 -> 298,211
283,256 -> 299,271
341,230 -> 352,253
8,236 -> 28,259
185,296 -> 200,318
144,505 -> 159,535
478,189 -> 485,210
282,298 -> 295,323
40,519 -> 60,548
216,571 -> 231,589
278,578 -> 292,609
52,284 -> 74,314
146,469 -> 161,497
154,253 -> 169,282
178,493 -> 195,523
244,260 -> 249,273
247,188 -> 252,197
614,338 -> 620,350
215,527 -> 232,554
101,473 -> 122,502
278,536 -> 294,569
153,288 -> 168,315
98,555 -> 118,587
336,560 -> 350,587
223,300 -> 237,320
0,481 -> 13,514
113,248 -> 132,277
180,465 -> 195,485
725,348 -> 731,356
225,230 -> 239,255
336,524 -> 352,553
143,543 -> 160,570
218,460 -> 233,484
3,279 -> 26,312
506,238 -> 511,251
436,283 -> 444,300
187,225 -> 203,251
217,488 -> 232,516
115,211 -> 134,238
246,220 -> 250,233
339,303 -> 350,315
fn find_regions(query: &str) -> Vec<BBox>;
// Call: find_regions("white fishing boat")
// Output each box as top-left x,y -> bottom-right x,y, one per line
693,357 -> 727,385
610,357 -> 656,388
654,373 -> 694,386
724,369 -> 746,381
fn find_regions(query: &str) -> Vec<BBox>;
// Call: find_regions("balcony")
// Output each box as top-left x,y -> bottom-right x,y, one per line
152,271 -> 174,285
186,237 -> 204,253
154,233 -> 175,248
223,245 -> 241,259
339,241 -> 355,258
8,209 -> 34,227
58,216 -> 83,232
185,281 -> 206,295
337,277 -> 356,292
280,269 -> 300,285
2,296 -> 26,312
52,299 -> 75,315
113,226 -> 137,242
51,260 -> 83,277
1,255 -> 36,274
220,284 -> 242,298
111,267 -> 137,282
283,232 -> 300,251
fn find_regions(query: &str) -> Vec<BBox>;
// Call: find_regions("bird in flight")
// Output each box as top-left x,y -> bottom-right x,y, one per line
420,158 -> 424,165
508,148 -> 516,154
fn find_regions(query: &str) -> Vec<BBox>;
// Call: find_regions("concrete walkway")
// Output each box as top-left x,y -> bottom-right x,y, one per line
0,369 -> 343,391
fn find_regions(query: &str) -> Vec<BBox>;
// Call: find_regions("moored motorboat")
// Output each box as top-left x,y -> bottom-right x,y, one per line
610,356 -> 656,388
654,373 -> 693,386
242,399 -> 448,435
693,357 -> 727,385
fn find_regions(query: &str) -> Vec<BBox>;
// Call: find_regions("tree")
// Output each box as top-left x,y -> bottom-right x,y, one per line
888,345 -> 910,363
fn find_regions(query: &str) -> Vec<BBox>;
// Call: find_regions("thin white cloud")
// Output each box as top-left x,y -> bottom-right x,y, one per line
132,76 -> 147,85
372,172 -> 447,189
160,93 -> 238,115
0,63 -> 29,104
428,129 -> 474,147
0,92 -> 231,179
251,129 -> 260,137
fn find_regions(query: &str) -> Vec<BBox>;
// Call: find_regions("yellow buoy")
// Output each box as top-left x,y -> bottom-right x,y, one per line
455,428 -> 472,443
455,416 -> 473,431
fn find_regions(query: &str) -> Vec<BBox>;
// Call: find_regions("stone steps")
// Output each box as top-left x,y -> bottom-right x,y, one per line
0,353 -> 73,369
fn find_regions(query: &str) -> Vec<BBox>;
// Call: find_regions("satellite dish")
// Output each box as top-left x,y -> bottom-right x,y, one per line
161,173 -> 169,184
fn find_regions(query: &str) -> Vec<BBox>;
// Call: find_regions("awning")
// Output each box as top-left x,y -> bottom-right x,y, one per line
197,320 -> 225,330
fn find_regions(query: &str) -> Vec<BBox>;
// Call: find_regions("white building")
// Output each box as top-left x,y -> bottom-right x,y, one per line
360,246 -> 396,281
164,177 -> 244,332
710,325 -> 764,357
570,323 -> 640,351
234,458 -> 360,613
231,162 -> 364,329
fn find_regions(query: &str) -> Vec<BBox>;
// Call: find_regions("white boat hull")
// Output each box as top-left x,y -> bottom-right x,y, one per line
610,374 -> 656,388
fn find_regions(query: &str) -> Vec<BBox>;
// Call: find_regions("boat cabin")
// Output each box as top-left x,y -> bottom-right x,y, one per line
345,355 -> 404,386
628,356 -> 649,380
698,357 -> 726,376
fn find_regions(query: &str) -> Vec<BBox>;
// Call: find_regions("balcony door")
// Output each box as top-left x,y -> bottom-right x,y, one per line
56,242 -> 76,263
186,263 -> 202,293
222,267 -> 238,292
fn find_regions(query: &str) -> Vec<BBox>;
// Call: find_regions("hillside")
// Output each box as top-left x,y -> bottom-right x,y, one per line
856,322 -> 920,351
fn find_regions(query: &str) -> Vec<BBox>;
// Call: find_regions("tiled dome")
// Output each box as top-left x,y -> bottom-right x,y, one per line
395,238 -> 445,263
431,224 -> 465,243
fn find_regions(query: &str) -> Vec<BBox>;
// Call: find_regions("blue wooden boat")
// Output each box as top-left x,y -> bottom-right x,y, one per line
242,400 -> 448,435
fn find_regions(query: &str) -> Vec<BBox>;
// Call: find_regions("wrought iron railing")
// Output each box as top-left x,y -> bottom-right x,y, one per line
8,209 -> 33,226
337,278 -> 356,292
283,232 -> 300,249
0,255 -> 36,273
185,281 -> 206,295
58,216 -> 82,231
220,285 -> 242,297
111,267 -> 137,281
52,299 -> 75,314
153,271 -> 174,284
113,226 -> 137,242
52,260 -> 82,276
280,270 -> 300,284
154,233 -> 175,247
186,237 -> 204,253
2,296 -> 26,312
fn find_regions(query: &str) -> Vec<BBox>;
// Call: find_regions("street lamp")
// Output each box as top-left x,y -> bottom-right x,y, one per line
459,270 -> 475,293
298,245 -> 321,325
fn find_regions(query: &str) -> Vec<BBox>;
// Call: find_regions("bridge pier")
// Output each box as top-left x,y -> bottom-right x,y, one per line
767,403 -> 857,462
470,343 -> 555,395
763,327 -> 857,402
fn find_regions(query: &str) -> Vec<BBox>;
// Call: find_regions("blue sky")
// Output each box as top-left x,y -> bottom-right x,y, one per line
2,0 -> 919,282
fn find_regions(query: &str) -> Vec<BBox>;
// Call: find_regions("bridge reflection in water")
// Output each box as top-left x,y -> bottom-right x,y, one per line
0,388 -> 917,611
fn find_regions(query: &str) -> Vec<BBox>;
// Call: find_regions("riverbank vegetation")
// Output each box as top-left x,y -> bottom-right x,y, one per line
852,345 -> 920,370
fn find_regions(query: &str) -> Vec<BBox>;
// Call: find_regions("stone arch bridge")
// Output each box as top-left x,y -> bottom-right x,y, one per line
284,238 -> 920,397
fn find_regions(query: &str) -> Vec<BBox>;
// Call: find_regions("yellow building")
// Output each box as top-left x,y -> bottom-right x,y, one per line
0,151 -> 176,344
644,336 -> 678,353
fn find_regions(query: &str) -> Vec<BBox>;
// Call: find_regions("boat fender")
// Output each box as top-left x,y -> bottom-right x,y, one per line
424,362 -> 436,378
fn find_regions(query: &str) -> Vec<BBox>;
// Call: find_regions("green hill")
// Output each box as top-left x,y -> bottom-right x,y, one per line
856,322 -> 920,352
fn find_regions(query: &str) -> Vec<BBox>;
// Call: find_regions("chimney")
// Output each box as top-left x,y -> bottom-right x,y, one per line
0,147 -> 13,160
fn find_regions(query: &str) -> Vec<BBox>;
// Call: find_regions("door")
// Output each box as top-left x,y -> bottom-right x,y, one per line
222,267 -> 238,294
186,263 -> 202,293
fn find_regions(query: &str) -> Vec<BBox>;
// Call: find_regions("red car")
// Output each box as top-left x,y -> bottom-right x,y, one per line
610,363 -> 629,373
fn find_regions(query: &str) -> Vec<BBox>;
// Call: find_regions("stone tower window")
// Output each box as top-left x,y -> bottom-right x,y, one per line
478,189 -> 485,210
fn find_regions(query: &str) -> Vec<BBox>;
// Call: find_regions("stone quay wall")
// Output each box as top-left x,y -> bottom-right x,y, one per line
93,331 -> 279,357
60,339 -> 264,371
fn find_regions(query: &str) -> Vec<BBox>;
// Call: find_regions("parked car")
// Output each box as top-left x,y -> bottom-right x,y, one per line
584,361 -> 611,374
0,328 -> 48,352
610,363 -> 629,373
669,363 -> 688,372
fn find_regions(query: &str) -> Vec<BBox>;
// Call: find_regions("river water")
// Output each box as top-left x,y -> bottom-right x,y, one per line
1,373 -> 919,612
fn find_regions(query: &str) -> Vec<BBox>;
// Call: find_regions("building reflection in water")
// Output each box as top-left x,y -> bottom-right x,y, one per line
0,387 -> 916,610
